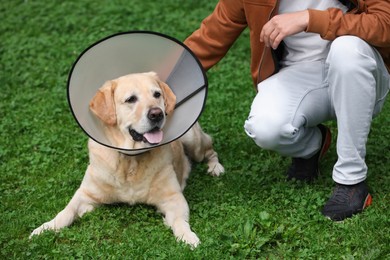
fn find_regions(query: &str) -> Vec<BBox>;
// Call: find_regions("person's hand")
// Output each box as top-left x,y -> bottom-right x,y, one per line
260,10 -> 309,49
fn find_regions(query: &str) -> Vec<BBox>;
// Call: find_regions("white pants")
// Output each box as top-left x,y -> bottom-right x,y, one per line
244,36 -> 390,185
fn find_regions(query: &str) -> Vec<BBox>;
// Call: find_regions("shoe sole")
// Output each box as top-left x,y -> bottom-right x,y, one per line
363,193 -> 373,209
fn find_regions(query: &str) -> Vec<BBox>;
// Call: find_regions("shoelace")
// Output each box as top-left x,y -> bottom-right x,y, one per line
329,185 -> 352,204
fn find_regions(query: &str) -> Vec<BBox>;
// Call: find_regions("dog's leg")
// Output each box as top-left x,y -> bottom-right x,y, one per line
156,193 -> 200,248
29,188 -> 95,238
180,122 -> 224,176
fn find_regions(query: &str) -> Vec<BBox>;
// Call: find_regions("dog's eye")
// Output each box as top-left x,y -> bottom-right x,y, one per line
125,95 -> 137,103
153,91 -> 161,99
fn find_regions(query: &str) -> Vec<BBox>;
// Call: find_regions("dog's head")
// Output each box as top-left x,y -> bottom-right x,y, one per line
89,72 -> 176,148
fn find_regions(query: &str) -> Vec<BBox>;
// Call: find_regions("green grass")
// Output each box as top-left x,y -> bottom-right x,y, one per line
1,0 -> 389,259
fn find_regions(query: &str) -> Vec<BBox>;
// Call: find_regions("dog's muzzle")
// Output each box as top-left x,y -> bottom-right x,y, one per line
129,107 -> 165,145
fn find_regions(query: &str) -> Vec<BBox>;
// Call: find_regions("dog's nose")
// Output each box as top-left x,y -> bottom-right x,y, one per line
148,107 -> 164,122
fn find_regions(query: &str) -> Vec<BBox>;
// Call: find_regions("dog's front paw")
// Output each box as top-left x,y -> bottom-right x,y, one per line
29,222 -> 54,239
179,231 -> 200,249
207,162 -> 225,177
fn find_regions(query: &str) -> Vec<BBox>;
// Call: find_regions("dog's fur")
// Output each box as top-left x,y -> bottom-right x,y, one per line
29,72 -> 224,248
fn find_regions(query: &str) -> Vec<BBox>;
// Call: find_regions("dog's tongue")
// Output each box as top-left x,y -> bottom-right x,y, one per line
143,129 -> 163,144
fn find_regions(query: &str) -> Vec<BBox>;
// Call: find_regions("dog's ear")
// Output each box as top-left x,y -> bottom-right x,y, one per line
89,80 -> 117,126
158,81 -> 176,115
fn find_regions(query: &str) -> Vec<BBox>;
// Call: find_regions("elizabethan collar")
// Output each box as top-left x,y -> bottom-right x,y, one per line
67,31 -> 207,155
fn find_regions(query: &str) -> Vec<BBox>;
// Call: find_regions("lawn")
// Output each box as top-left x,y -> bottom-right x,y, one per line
1,0 -> 389,259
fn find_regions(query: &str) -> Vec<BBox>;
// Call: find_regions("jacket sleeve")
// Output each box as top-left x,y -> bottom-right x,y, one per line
306,0 -> 390,47
184,0 -> 247,71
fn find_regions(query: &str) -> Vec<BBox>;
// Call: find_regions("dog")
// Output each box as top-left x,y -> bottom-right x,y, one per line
29,72 -> 224,248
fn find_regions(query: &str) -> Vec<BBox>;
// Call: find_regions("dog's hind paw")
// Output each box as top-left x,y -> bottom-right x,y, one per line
179,231 -> 200,249
207,162 -> 225,177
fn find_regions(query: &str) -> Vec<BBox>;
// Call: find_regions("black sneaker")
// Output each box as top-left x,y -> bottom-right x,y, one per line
322,181 -> 372,221
286,124 -> 331,182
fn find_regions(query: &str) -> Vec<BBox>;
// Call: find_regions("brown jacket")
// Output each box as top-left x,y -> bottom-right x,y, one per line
184,0 -> 390,86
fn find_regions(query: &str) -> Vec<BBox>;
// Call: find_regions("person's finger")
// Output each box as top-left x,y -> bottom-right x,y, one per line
261,28 -> 274,47
260,22 -> 273,44
271,33 -> 284,49
268,29 -> 279,48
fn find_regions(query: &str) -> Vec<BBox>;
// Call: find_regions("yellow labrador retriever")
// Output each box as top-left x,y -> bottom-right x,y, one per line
30,72 -> 224,248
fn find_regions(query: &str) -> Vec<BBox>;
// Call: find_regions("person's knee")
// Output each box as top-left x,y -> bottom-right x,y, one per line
244,114 -> 286,150
327,36 -> 375,73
